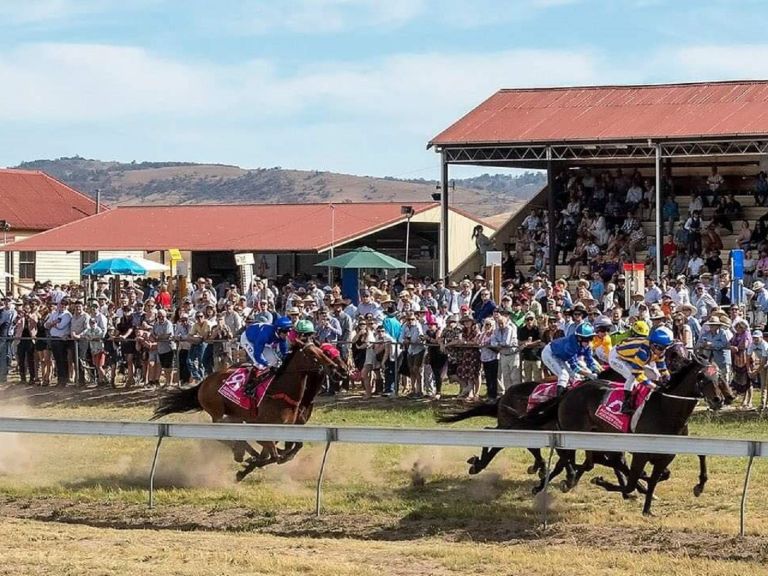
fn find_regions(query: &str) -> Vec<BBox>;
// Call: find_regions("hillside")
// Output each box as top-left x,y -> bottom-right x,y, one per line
13,157 -> 545,219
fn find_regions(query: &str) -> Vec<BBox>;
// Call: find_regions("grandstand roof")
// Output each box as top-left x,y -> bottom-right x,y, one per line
0,202 -> 485,253
0,169 -> 98,231
430,81 -> 768,147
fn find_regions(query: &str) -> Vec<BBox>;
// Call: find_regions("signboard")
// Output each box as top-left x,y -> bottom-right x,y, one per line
485,251 -> 502,267
234,252 -> 255,266
623,262 -> 645,310
169,248 -> 183,261
731,249 -> 744,305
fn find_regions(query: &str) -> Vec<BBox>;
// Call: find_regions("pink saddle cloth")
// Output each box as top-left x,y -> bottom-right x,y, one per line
526,379 -> 587,413
218,367 -> 274,411
594,383 -> 653,433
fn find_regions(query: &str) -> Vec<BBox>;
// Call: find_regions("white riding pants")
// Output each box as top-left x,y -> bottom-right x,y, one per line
239,333 -> 280,369
542,344 -> 576,389
608,348 -> 640,392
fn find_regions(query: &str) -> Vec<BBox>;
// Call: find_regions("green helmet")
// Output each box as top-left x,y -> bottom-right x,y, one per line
295,319 -> 315,334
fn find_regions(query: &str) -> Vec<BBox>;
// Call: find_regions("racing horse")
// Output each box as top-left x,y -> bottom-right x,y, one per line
438,342 -> 692,491
534,353 -> 729,515
152,342 -> 345,481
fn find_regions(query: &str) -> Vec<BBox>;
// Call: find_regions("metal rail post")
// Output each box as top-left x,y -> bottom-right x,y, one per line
739,441 -> 760,537
148,423 -> 168,509
315,429 -> 337,517
540,433 -> 558,529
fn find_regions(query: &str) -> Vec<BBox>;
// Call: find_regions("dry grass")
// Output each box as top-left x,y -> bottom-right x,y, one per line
2,517 -> 767,576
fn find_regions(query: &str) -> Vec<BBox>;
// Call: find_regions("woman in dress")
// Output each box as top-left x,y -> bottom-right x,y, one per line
672,312 -> 694,350
730,319 -> 753,408
456,317 -> 481,400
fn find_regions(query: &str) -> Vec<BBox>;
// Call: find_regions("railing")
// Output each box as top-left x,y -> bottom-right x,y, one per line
0,417 -> 764,535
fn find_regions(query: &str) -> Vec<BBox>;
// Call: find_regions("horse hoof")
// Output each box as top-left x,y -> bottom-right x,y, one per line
526,464 -> 538,475
467,456 -> 478,466
559,480 -> 571,493
660,469 -> 671,482
590,476 -> 602,485
235,471 -> 246,483
693,485 -> 703,497
531,486 -> 542,495
468,466 -> 479,475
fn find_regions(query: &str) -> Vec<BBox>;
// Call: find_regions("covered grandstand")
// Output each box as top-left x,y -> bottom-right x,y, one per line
429,80 -> 768,280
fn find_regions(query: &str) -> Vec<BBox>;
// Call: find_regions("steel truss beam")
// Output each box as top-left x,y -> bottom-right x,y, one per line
441,139 -> 768,165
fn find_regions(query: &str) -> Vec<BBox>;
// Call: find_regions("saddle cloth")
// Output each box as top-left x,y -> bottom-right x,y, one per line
594,384 -> 653,433
526,378 -> 584,413
218,367 -> 274,411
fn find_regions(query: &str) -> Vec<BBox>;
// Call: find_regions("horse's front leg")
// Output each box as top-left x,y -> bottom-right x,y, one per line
277,442 -> 304,464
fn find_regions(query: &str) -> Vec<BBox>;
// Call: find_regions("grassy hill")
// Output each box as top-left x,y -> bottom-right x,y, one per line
14,157 -> 545,219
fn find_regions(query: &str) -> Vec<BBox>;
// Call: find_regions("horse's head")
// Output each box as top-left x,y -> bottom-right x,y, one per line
691,356 -> 727,411
318,343 -> 349,382
662,353 -> 726,411
293,342 -> 343,378
664,341 -> 689,374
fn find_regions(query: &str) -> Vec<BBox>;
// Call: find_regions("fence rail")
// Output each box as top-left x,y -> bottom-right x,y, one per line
0,417 -> 764,535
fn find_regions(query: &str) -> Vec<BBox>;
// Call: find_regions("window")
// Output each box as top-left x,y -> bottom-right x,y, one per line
19,251 -> 36,280
81,251 -> 98,270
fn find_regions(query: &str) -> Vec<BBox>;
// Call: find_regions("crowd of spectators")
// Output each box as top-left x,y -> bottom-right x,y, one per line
0,264 -> 766,411
0,166 -> 767,411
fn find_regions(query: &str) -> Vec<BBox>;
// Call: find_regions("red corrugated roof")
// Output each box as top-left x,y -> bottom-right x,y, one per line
0,203 -> 448,252
0,169 -> 98,231
430,81 -> 768,146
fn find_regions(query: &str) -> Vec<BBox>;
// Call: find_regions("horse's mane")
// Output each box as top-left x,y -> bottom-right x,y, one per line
273,350 -> 296,378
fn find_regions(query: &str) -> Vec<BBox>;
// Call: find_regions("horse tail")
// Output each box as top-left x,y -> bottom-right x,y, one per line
437,400 -> 498,423
151,384 -> 202,420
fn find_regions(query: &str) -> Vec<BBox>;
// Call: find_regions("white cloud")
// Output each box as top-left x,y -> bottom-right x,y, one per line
670,45 -> 768,80
0,42 -> 611,174
0,0 -> 156,26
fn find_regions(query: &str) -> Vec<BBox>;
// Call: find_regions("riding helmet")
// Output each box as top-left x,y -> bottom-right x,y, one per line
275,316 -> 294,330
631,320 -> 650,337
296,319 -> 315,334
574,323 -> 595,339
649,326 -> 674,348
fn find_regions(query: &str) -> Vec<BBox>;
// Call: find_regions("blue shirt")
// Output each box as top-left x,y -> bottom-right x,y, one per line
244,323 -> 289,365
382,315 -> 402,341
548,334 -> 601,373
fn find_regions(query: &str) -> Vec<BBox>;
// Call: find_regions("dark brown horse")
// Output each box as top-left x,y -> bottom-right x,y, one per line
152,342 -> 344,481
542,355 -> 728,515
438,343 -> 694,493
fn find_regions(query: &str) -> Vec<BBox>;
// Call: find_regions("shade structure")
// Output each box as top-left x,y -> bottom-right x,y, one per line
125,255 -> 170,272
315,246 -> 414,269
82,257 -> 147,276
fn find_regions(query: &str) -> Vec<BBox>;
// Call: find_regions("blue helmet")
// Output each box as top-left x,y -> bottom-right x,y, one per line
275,316 -> 293,330
649,326 -> 674,348
575,323 -> 595,339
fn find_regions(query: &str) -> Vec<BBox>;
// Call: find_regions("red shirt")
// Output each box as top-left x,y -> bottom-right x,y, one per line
663,242 -> 676,259
156,291 -> 172,310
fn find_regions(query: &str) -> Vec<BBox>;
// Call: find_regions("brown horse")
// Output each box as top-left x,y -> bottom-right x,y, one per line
152,342 -> 344,481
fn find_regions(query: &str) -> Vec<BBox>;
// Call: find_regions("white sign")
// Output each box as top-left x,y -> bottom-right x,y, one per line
485,251 -> 502,267
234,253 -> 255,266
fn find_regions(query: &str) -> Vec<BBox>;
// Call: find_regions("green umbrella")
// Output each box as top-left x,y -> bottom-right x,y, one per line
315,246 -> 414,269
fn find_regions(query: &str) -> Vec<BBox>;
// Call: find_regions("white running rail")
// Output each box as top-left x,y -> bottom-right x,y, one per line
0,418 -> 764,535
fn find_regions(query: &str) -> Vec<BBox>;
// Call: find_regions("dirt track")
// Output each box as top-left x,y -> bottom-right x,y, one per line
1,494 -> 766,564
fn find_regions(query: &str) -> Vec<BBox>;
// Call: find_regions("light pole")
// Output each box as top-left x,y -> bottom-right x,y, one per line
401,205 -> 414,283
329,204 -> 335,285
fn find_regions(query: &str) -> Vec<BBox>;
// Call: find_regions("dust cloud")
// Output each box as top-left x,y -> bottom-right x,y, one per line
0,402 -> 37,476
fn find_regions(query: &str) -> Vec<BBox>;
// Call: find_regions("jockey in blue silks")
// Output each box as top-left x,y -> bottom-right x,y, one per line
240,316 -> 293,370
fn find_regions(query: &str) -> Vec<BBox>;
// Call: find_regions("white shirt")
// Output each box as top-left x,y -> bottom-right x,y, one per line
687,257 -> 705,276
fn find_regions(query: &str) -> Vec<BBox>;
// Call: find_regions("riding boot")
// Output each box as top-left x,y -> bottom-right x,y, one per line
620,390 -> 635,415
556,385 -> 566,398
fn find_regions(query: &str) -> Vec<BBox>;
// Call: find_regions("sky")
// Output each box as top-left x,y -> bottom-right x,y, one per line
2,0 -> 768,179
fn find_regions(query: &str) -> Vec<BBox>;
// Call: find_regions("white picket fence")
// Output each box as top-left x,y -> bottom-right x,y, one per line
0,418 -> 764,535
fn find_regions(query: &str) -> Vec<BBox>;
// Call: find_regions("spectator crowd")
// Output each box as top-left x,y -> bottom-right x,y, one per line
0,166 -> 766,412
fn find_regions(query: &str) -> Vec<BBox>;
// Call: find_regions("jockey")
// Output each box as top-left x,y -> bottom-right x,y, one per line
541,323 -> 602,396
294,319 -> 315,345
609,324 -> 674,415
240,316 -> 293,370
591,315 -> 613,364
